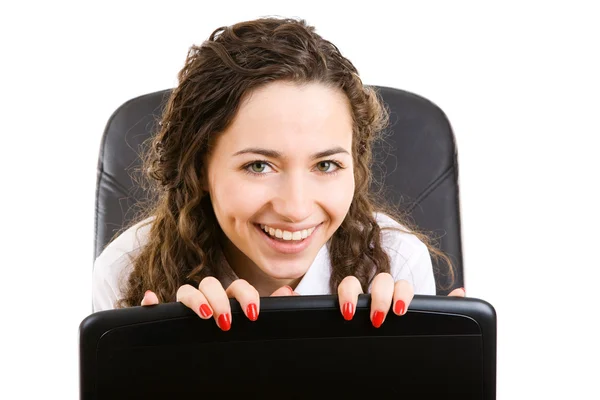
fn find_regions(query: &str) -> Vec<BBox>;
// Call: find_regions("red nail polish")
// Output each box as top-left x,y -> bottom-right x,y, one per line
247,303 -> 258,321
372,311 -> 385,328
342,302 -> 354,321
394,300 -> 406,315
218,313 -> 231,331
199,304 -> 212,318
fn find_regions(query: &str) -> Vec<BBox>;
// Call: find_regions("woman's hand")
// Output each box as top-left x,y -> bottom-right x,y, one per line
141,278 -> 261,331
336,273 -> 413,328
141,279 -> 298,331
336,273 -> 467,328
448,287 -> 466,297
141,276 -> 466,331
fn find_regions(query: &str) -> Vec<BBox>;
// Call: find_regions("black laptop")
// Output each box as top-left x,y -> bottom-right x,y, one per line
79,294 -> 496,399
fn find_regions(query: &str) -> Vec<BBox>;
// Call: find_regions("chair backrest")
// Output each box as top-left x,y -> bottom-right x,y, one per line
94,86 -> 464,294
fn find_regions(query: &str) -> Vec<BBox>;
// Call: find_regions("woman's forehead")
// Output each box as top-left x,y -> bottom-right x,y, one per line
218,81 -> 353,153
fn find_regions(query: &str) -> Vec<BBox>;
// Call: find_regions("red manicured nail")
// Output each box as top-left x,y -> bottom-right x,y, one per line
247,303 -> 258,321
372,311 -> 385,328
199,304 -> 212,318
394,300 -> 406,315
218,313 -> 231,331
342,302 -> 354,321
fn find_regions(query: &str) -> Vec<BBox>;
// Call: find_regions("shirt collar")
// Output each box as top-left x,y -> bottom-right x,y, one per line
293,244 -> 331,295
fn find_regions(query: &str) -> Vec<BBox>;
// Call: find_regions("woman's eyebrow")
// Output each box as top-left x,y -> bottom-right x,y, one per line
233,146 -> 349,160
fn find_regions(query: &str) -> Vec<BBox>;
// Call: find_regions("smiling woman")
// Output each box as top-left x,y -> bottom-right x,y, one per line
92,17 -> 458,331
207,82 -> 355,295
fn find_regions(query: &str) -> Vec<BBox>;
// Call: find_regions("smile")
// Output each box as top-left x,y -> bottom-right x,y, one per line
259,224 -> 317,241
254,223 -> 321,255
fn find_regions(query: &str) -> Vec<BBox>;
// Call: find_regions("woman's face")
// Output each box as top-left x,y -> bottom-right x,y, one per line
206,81 -> 355,288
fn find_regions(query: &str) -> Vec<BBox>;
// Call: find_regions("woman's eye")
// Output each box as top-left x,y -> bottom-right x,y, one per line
251,162 -> 266,173
316,161 -> 336,172
247,162 -> 271,174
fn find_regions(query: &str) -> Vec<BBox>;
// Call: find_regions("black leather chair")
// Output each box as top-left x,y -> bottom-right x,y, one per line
94,86 -> 464,295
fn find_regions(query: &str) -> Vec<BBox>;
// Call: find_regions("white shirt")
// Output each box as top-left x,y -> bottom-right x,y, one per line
92,213 -> 436,311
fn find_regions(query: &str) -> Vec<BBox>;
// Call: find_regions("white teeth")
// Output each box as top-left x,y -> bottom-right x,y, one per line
260,224 -> 318,241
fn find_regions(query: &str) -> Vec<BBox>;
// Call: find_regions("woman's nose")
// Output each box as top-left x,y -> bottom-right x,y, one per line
271,173 -> 313,223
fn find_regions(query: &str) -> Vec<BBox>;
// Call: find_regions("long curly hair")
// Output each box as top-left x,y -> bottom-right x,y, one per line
117,17 -> 454,307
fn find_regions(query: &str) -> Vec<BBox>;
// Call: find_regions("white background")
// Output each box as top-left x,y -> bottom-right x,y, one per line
1,1 -> 598,398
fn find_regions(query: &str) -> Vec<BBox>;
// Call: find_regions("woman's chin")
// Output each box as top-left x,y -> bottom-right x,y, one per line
257,261 -> 310,282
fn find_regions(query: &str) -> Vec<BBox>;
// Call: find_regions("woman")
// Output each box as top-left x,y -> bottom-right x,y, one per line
93,17 -> 463,332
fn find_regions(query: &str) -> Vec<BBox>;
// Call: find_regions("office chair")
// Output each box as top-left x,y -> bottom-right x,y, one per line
94,86 -> 464,295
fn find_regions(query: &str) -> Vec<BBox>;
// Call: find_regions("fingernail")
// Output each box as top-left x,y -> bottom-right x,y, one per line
218,313 -> 231,331
394,300 -> 406,315
461,287 -> 466,295
199,304 -> 212,318
372,311 -> 385,328
342,302 -> 354,321
247,303 -> 258,321
144,290 -> 151,296
284,285 -> 294,294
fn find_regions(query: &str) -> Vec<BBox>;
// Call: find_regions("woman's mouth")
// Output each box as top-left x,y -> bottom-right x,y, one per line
253,223 -> 321,254
258,224 -> 317,241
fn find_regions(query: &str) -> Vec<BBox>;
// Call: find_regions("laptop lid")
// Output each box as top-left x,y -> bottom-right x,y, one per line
80,294 -> 496,399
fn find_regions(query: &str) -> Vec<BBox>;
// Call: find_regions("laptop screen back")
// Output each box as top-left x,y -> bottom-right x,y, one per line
80,295 -> 496,399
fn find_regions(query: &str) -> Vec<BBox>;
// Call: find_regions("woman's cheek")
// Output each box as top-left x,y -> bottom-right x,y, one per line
330,174 -> 355,205
318,175 -> 355,221
219,179 -> 270,216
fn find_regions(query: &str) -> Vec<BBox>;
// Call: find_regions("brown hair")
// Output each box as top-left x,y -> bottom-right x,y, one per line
117,17 -> 454,307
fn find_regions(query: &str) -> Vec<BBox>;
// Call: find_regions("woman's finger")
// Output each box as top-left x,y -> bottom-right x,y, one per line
140,290 -> 159,306
391,279 -> 415,316
198,277 -> 232,331
225,279 -> 260,321
369,273 -> 395,328
337,276 -> 363,321
270,285 -> 298,296
448,287 -> 466,297
176,284 -> 214,319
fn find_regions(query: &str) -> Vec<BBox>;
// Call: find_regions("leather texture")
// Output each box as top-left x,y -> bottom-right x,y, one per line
94,86 -> 464,295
